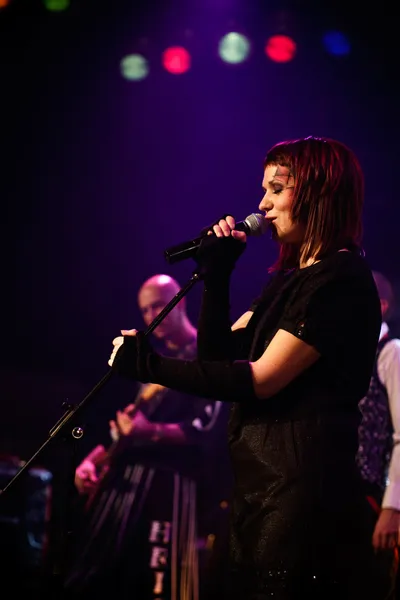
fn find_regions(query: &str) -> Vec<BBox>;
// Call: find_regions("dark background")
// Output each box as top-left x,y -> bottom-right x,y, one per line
0,0 -> 399,471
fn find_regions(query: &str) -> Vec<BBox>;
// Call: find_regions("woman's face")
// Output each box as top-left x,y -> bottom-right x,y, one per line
259,164 -> 305,245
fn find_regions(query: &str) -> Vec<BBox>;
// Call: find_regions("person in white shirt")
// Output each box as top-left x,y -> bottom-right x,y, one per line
356,270 -> 400,596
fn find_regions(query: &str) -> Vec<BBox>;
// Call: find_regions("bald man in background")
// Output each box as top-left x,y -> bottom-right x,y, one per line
64,274 -> 232,600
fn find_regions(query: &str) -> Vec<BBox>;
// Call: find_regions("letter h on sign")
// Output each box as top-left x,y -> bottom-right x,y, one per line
149,520 -> 171,545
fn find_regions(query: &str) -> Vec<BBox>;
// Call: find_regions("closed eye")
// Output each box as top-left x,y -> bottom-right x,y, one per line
262,185 -> 284,195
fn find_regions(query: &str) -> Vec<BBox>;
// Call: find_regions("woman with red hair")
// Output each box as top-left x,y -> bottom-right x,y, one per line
110,136 -> 385,599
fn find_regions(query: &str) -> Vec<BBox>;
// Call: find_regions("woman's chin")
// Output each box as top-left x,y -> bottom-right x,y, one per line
271,227 -> 285,243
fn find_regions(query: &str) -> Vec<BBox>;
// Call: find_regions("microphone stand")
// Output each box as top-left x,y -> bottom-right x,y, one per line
0,268 -> 203,596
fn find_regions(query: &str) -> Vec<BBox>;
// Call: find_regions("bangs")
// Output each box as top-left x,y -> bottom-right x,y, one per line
263,142 -> 294,170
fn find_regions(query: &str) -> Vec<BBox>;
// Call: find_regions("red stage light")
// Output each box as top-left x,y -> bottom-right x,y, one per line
162,46 -> 191,74
265,35 -> 297,63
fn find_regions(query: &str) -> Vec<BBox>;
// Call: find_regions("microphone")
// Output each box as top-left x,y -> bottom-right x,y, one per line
164,213 -> 268,265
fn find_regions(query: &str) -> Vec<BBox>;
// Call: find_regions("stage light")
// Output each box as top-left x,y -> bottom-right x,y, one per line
120,54 -> 149,81
162,47 -> 191,74
322,31 -> 351,56
218,32 -> 250,64
0,0 -> 11,9
265,35 -> 297,63
43,0 -> 70,10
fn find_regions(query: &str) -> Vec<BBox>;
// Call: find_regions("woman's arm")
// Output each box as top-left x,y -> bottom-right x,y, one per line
111,327 -> 320,403
196,277 -> 233,360
250,328 -> 320,398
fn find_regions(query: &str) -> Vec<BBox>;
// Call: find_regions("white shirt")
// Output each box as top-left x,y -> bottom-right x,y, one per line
378,322 -> 400,510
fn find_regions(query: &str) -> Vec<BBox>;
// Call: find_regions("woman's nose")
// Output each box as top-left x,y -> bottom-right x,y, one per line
259,196 -> 273,212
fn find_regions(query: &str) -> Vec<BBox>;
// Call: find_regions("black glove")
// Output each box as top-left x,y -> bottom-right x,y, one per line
112,332 -> 150,382
112,331 -> 258,403
195,214 -> 246,279
198,213 -> 231,237
195,214 -> 245,360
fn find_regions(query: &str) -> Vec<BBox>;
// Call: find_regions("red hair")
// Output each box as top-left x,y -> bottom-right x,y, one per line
265,136 -> 364,271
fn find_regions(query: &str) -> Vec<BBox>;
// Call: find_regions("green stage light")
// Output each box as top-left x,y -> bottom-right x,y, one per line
218,32 -> 250,64
43,0 -> 70,11
120,54 -> 149,81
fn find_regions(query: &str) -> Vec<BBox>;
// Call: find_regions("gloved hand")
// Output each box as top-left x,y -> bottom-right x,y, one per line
198,213 -> 233,236
109,329 -> 153,381
109,329 -> 257,403
195,215 -> 246,278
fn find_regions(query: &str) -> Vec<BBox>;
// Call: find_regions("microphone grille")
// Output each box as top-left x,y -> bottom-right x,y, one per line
244,213 -> 268,237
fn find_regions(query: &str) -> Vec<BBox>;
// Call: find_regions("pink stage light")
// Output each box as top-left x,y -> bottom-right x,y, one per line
162,46 -> 191,74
